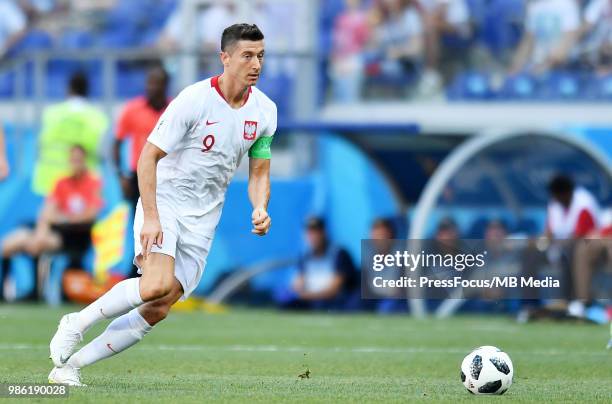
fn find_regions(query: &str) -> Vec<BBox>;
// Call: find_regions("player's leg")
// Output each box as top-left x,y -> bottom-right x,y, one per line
49,253 -> 181,385
64,277 -> 183,370
49,252 -> 176,367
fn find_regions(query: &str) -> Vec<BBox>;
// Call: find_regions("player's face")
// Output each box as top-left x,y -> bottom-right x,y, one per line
222,40 -> 265,86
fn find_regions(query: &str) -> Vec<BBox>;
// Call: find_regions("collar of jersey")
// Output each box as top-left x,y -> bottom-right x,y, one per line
211,75 -> 252,109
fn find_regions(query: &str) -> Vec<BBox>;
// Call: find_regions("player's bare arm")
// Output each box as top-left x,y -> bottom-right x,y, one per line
249,157 -> 271,236
137,141 -> 167,258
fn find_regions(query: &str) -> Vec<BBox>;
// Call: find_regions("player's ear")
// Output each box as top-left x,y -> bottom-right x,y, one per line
219,51 -> 229,67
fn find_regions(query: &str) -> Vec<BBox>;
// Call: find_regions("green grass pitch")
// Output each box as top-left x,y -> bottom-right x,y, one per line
0,304 -> 610,403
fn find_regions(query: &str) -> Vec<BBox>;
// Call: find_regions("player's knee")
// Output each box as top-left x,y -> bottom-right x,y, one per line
140,281 -> 173,302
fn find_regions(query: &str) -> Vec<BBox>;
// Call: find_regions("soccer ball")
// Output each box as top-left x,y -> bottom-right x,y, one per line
460,345 -> 513,395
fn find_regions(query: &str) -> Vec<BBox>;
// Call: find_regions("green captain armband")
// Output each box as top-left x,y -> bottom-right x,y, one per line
248,135 -> 273,159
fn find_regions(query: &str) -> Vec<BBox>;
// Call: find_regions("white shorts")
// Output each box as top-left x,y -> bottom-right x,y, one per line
133,199 -> 213,300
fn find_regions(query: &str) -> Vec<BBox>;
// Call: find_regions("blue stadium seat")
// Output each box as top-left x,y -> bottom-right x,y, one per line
0,71 -> 15,98
45,59 -> 103,99
539,71 -> 582,100
98,29 -> 139,49
148,0 -> 178,29
116,64 -> 147,98
6,29 -> 53,58
591,74 -> 612,100
499,74 -> 537,99
319,0 -> 345,54
447,71 -> 493,100
255,73 -> 293,119
59,29 -> 95,49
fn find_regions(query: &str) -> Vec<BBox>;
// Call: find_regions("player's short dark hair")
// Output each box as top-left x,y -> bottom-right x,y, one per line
69,72 -> 88,97
221,23 -> 264,52
548,174 -> 574,196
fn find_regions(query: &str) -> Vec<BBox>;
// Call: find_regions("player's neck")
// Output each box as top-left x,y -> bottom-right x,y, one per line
218,74 -> 249,108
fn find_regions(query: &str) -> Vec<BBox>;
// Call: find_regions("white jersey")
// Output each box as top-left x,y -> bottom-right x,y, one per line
147,76 -> 277,238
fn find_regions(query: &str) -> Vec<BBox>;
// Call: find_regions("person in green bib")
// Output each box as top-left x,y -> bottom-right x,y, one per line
32,72 -> 108,196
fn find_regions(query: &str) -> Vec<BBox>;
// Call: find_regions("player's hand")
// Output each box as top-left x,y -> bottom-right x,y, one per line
141,217 -> 163,259
251,207 -> 271,236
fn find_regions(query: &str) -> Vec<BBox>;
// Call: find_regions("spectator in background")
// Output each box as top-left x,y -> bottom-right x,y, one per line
363,217 -> 407,313
329,0 -> 370,102
545,174 -> 600,240
19,0 -> 61,19
0,124 -> 9,180
518,174 -> 602,321
32,72 -> 108,196
509,0 -> 581,75
287,217 -> 358,310
578,0 -> 612,74
113,65 -> 169,211
158,2 -> 237,77
1,145 -> 102,268
433,216 -> 460,244
569,217 -> 612,318
253,0 -> 308,77
418,0 -> 471,95
479,219 -> 521,301
0,0 -> 27,59
159,2 -> 237,53
367,0 -> 424,93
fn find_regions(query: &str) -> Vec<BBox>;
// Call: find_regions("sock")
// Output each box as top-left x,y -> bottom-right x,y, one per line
68,308 -> 152,369
74,278 -> 143,334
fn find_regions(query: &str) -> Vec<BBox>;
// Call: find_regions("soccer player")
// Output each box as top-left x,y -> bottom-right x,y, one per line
48,24 -> 276,386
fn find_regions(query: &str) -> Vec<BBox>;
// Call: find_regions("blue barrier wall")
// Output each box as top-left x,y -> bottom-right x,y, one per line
2,123 -> 610,299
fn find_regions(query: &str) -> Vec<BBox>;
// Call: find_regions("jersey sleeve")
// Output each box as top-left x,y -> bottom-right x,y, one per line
147,86 -> 197,154
248,103 -> 277,159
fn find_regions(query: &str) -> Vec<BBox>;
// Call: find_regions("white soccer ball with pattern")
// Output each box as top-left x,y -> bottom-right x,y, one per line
460,346 -> 513,395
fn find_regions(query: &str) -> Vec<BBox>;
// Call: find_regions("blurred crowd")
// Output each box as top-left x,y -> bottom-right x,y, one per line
2,0 -> 612,102
0,1 -> 302,61
326,0 -> 612,101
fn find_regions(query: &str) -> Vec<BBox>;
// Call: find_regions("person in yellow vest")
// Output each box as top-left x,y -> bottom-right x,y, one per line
32,72 -> 108,195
